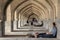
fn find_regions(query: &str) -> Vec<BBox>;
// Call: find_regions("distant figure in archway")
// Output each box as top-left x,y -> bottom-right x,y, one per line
31,18 -> 38,25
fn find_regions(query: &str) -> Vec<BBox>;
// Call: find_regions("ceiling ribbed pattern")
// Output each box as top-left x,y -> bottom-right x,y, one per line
7,0 -> 56,21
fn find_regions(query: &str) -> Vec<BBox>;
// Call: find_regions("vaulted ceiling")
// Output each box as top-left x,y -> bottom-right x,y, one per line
6,0 -> 57,21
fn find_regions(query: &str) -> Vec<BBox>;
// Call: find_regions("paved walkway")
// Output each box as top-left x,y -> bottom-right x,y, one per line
0,38 -> 59,40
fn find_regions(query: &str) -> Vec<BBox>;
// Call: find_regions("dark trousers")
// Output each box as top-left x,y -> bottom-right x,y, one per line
38,33 -> 54,38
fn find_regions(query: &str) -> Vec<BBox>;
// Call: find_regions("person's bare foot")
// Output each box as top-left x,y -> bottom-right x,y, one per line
34,32 -> 39,38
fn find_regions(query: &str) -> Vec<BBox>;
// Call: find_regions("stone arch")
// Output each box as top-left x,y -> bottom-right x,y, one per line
12,0 -> 49,21
3,0 -> 13,21
2,0 -> 13,36
3,0 -> 57,37
46,0 -> 56,21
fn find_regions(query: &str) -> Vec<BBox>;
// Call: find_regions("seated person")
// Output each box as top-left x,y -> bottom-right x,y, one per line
33,21 -> 43,27
34,22 -> 57,38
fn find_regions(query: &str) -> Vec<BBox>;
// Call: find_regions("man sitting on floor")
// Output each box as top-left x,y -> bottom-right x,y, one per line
34,22 -> 57,38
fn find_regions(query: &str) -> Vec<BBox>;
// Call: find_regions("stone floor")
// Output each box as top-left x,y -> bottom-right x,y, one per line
0,38 -> 59,40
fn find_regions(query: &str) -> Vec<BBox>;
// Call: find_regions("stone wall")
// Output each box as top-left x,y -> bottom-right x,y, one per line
0,0 -> 60,39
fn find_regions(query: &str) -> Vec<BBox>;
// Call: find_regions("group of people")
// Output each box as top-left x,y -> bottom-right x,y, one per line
27,22 -> 57,38
26,18 -> 43,27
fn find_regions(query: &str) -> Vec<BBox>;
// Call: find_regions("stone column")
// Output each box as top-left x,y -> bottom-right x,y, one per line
13,11 -> 18,30
21,16 -> 24,27
56,19 -> 60,39
57,0 -> 60,39
18,14 -> 21,28
0,20 -> 2,36
0,0 -> 6,36
5,4 -> 12,35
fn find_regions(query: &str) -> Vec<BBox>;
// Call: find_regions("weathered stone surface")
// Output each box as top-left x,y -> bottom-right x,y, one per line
0,38 -> 59,40
0,0 -> 60,40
